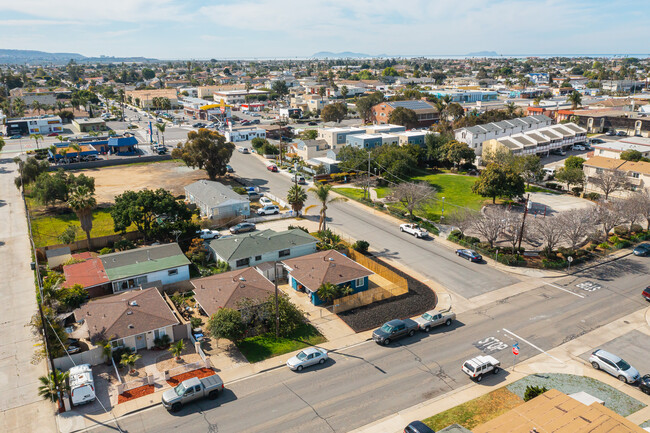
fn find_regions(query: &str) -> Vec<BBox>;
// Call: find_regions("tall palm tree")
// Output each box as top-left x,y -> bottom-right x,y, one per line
68,143 -> 82,161
154,122 -> 166,146
504,102 -> 518,117
305,183 -> 347,232
30,133 -> 44,149
12,97 -> 26,117
68,185 -> 96,250
568,91 -> 582,110
287,184 -> 308,215
31,100 -> 43,115
38,370 -> 70,404
56,101 -> 67,111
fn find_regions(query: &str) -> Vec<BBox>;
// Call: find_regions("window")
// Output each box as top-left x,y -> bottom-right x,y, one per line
255,255 -> 262,261
596,168 -> 604,174
355,277 -> 364,288
168,269 -> 179,276
235,258 -> 250,268
631,172 -> 640,178
279,249 -> 290,258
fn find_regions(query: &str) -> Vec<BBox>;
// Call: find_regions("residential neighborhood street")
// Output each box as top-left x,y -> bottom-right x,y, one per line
87,254 -> 650,433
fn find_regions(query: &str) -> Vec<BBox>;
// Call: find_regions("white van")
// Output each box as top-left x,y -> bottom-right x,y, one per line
69,364 -> 96,406
543,167 -> 556,177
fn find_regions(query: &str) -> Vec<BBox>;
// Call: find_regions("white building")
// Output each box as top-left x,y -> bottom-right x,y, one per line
212,89 -> 269,105
482,123 -> 587,157
224,126 -> 266,142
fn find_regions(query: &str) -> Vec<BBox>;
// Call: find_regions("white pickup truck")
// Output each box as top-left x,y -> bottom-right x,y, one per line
400,223 -> 428,239
196,229 -> 220,240
462,355 -> 501,382
414,309 -> 456,332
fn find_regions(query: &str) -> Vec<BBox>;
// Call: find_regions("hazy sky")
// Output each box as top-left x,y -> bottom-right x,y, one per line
0,0 -> 648,59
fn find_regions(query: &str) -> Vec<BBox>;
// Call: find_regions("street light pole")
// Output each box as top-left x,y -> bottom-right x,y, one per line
441,197 -> 446,220
274,261 -> 281,339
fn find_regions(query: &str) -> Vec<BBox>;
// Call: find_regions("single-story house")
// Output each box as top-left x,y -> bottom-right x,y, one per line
191,267 -> 275,317
63,256 -> 111,298
72,118 -> 106,133
184,179 -> 251,219
74,287 -> 179,351
293,139 -> 329,161
282,250 -> 374,305
207,229 -> 318,270
108,136 -> 138,155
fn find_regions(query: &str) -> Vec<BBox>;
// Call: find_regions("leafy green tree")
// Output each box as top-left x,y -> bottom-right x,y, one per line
14,156 -> 49,188
302,129 -> 318,140
172,129 -> 235,180
382,67 -> 399,77
442,140 -> 475,167
321,102 -> 347,123
306,184 -> 347,232
262,294 -> 305,337
141,68 -> 155,80
388,107 -> 418,128
340,85 -> 348,99
33,171 -> 68,206
271,80 -> 289,98
564,155 -> 586,169
338,145 -> 371,173
355,92 -> 384,123
56,284 -> 88,310
38,370 -> 70,404
517,154 -> 544,187
287,184 -> 308,214
68,185 -> 96,249
555,166 -> 585,191
472,163 -> 525,204
373,144 -> 418,182
568,91 -> 582,109
318,86 -> 326,100
620,149 -> 643,161
111,189 -> 196,242
58,225 -> 79,244
317,282 -> 352,303
207,308 -> 246,342
424,132 -> 451,164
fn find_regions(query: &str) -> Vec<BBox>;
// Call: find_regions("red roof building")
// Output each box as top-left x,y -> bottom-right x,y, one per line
63,258 -> 111,298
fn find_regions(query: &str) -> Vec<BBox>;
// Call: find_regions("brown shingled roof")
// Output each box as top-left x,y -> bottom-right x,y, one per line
282,250 -> 373,291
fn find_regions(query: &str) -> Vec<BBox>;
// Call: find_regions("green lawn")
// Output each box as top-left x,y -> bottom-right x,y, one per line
334,187 -> 368,201
30,208 -> 135,247
236,324 -> 326,363
422,387 -> 524,431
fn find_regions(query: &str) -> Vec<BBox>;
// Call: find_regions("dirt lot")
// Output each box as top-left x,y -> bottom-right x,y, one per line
71,161 -> 229,204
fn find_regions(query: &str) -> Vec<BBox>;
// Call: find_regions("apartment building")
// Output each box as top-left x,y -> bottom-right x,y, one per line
482,122 -> 587,157
583,156 -> 650,197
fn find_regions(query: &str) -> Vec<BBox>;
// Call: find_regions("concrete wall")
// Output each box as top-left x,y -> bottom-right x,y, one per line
53,346 -> 104,371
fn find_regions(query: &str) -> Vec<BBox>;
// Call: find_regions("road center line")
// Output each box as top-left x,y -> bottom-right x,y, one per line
545,282 -> 585,298
502,328 -> 564,363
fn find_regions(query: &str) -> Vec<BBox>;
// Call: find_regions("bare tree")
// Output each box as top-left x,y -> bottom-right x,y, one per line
558,208 -> 594,250
389,182 -> 436,219
590,170 -> 629,200
593,199 -> 626,238
530,215 -> 565,253
500,208 -> 524,251
626,191 -> 650,229
620,194 -> 644,230
354,176 -> 377,202
471,207 -> 506,247
446,207 -> 479,236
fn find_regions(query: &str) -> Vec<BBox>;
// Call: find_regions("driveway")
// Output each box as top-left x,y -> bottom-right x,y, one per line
579,329 -> 650,381
0,157 -> 57,432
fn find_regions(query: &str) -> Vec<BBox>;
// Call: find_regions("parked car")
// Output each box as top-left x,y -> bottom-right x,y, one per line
67,338 -> 81,354
399,223 -> 428,239
372,319 -> 419,345
69,364 -> 96,406
414,309 -> 456,332
230,222 -> 256,234
196,229 -> 220,240
571,144 -> 586,151
162,375 -> 224,412
293,174 -> 306,185
47,132 -> 59,137
226,164 -> 234,173
259,197 -> 273,206
247,191 -> 262,201
640,375 -> 650,395
616,131 -> 627,136
589,349 -> 640,383
286,347 -> 328,371
642,286 -> 650,302
267,164 -> 278,172
590,138 -> 605,144
605,130 -> 616,136
543,167 -> 556,177
462,355 -> 500,382
85,155 -> 100,161
550,149 -> 566,156
257,205 -> 280,216
308,121 -> 318,126
238,147 -> 250,154
456,249 -> 482,262
9,134 -> 21,139
633,243 -> 650,256
404,421 -> 435,433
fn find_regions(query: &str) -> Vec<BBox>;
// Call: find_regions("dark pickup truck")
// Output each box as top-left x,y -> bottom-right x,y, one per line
372,318 -> 419,345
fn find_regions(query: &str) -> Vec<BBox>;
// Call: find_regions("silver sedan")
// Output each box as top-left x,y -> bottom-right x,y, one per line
286,347 -> 328,371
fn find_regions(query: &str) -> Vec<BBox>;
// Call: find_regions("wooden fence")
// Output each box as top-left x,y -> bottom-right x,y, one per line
37,231 -> 142,255
332,249 -> 409,313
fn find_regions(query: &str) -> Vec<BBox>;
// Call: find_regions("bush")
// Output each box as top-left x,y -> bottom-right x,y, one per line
56,284 -> 88,310
352,240 -> 369,254
233,186 -> 247,195
613,226 -> 629,237
498,254 -> 526,266
477,242 -> 492,251
190,317 -> 204,329
598,242 -> 611,250
524,385 -> 549,402
154,334 -> 171,348
111,346 -> 133,363
571,186 -> 583,195
545,182 -> 558,190
586,244 -> 596,251
114,238 -> 135,251
465,236 -> 481,245
585,192 -> 600,201
99,247 -> 113,255
542,259 -> 568,269
449,229 -> 463,240
288,225 -> 309,233
614,240 -> 631,249
207,308 -> 246,342
608,235 -> 620,244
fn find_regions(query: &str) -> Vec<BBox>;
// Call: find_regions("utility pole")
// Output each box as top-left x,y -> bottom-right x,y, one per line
517,194 -> 531,251
366,151 -> 371,200
274,262 -> 280,339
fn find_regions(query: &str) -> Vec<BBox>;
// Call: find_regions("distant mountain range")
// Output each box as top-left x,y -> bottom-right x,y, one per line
0,49 -> 157,64
311,51 -> 388,59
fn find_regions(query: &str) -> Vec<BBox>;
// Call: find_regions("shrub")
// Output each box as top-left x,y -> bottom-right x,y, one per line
449,229 -> 463,240
498,254 -> 525,266
545,182 -> 558,190
288,225 -> 309,233
99,247 -> 113,255
111,346 -> 133,363
233,186 -> 247,195
114,238 -> 135,251
56,284 -> 88,310
614,240 -> 631,249
598,242 -> 611,250
585,192 -> 600,201
465,236 -> 480,245
477,242 -> 492,251
586,244 -> 596,251
608,235 -> 620,244
542,259 -> 567,269
154,334 -> 171,348
571,186 -> 583,195
613,226 -> 629,237
524,385 -> 549,402
352,240 -> 369,254
190,317 -> 204,329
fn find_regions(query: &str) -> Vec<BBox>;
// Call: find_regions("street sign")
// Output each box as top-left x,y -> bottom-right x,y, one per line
513,342 -> 520,350
513,347 -> 519,355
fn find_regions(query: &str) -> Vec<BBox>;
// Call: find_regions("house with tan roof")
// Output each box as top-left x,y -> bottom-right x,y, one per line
583,156 -> 650,197
282,250 -> 374,305
73,287 -> 180,352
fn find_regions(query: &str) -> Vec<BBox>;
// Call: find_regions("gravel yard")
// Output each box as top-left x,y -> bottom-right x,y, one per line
337,254 -> 437,332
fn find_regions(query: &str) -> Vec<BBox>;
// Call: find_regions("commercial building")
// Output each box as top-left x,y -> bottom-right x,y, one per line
601,80 -> 645,93
224,126 -> 266,142
181,97 -> 232,121
427,89 -> 498,103
9,87 -> 71,106
211,89 -> 269,105
124,89 -> 180,109
371,100 -> 439,126
317,126 -> 366,148
72,117 -> 106,133
4,115 -> 63,136
197,85 -> 246,100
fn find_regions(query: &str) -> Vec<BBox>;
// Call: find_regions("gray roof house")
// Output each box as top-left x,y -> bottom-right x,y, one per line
207,229 -> 318,270
184,180 -> 250,219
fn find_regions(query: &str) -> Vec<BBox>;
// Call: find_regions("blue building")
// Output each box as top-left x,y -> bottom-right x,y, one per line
427,90 -> 498,103
108,136 -> 138,155
346,133 -> 383,150
282,250 -> 374,306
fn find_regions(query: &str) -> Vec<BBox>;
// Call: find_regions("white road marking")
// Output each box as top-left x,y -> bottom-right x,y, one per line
545,282 -> 585,298
502,328 -> 563,363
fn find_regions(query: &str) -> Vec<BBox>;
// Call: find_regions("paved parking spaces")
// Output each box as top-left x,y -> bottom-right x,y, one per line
579,330 -> 650,382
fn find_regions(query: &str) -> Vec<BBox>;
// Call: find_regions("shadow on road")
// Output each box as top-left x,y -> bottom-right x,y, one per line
168,388 -> 238,417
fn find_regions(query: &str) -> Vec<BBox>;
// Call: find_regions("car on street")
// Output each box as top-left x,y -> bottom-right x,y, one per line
226,164 -> 234,173
462,355 -> 500,382
590,138 -> 605,144
640,375 -> 650,395
616,131 -> 627,136
642,286 -> 650,302
267,164 -> 278,172
633,243 -> 650,256
259,197 -> 273,206
308,121 -> 318,126
47,132 -> 59,137
605,130 -> 616,136
372,318 -> 419,345
162,375 -> 224,412
230,222 -> 256,234
399,223 -> 428,238
414,309 -> 456,332
404,421 -> 435,433
238,147 -> 250,154
286,347 -> 328,371
571,144 -> 586,151
589,349 -> 640,384
456,249 -> 482,262
293,174 -> 306,185
196,229 -> 220,239
257,205 -> 280,216
9,134 -> 21,139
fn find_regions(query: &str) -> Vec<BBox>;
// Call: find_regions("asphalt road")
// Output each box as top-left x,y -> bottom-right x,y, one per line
228,148 -> 520,298
89,255 -> 650,433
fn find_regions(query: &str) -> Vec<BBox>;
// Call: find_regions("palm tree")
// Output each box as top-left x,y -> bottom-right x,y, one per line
504,102 -> 518,117
68,143 -> 82,161
12,97 -> 26,117
30,133 -> 44,150
305,183 -> 347,232
169,340 -> 185,361
120,353 -> 142,374
31,100 -> 43,115
68,186 -> 96,249
154,122 -> 166,146
568,91 -> 582,110
56,101 -> 67,111
286,184 -> 307,215
317,282 -> 352,303
38,370 -> 70,404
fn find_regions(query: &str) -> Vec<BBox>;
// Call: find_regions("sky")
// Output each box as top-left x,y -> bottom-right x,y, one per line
0,0 -> 648,59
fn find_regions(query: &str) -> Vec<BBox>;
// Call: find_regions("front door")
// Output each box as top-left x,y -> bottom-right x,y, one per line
135,333 -> 147,350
